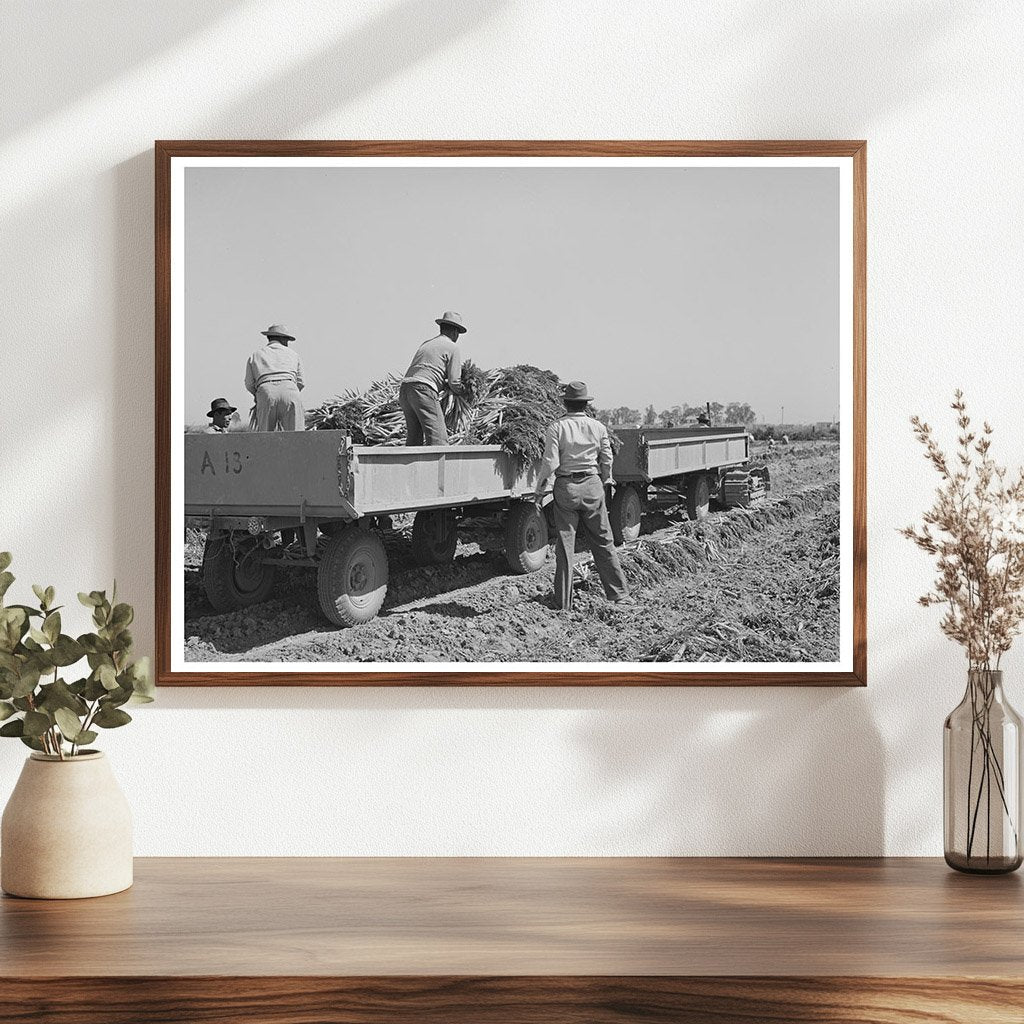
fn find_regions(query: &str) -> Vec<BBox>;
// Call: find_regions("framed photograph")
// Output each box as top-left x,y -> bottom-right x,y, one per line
156,141 -> 865,686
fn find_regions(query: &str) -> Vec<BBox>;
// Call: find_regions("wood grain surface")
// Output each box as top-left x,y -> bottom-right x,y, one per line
2,858 -> 1023,1021
154,139 -> 867,688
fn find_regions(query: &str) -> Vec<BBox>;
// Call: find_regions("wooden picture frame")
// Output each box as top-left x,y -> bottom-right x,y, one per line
156,140 -> 866,686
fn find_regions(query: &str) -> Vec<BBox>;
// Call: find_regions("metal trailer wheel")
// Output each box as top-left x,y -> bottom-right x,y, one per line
504,501 -> 549,574
411,509 -> 458,565
317,528 -> 388,626
685,474 -> 711,521
201,531 -> 277,612
609,484 -> 643,545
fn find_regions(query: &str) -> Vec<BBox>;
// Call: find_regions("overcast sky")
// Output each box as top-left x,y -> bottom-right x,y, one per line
184,165 -> 839,424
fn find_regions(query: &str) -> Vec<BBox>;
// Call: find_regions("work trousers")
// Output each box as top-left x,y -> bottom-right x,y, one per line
552,475 -> 629,610
399,381 -> 448,445
255,381 -> 304,431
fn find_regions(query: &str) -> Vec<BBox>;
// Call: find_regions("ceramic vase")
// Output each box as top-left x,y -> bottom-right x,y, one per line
1,751 -> 133,898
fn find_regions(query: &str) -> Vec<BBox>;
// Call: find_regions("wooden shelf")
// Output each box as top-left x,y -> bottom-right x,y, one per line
2,857 -> 1022,1022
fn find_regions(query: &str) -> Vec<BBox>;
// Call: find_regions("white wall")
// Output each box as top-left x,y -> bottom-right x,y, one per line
1,0 -> 1022,855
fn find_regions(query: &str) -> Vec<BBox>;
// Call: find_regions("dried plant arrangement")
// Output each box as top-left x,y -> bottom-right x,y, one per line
903,391 -> 1024,870
902,391 -> 1024,667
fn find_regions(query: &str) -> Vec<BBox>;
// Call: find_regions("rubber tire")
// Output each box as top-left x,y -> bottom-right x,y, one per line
609,485 -> 643,545
411,510 -> 458,566
317,528 -> 388,626
201,531 -> 277,612
504,501 -> 549,574
685,474 -> 711,521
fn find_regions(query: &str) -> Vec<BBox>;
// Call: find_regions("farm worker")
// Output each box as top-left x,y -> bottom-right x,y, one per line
398,311 -> 466,445
536,381 -> 635,611
204,398 -> 236,433
244,324 -> 305,431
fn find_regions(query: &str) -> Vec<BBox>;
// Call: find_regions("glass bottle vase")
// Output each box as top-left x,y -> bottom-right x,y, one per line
944,669 -> 1023,873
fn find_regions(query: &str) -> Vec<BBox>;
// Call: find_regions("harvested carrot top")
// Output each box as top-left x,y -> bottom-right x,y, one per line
306,362 -> 613,470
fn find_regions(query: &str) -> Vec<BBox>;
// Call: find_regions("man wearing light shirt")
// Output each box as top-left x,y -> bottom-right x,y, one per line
535,381 -> 634,610
399,311 -> 467,445
244,324 -> 305,431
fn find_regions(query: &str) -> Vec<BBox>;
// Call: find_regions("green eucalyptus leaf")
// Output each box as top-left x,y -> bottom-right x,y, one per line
0,718 -> 25,737
42,611 -> 60,644
44,586 -> 55,608
83,675 -> 107,701
78,592 -> 99,608
0,700 -> 15,721
50,635 -> 85,667
127,657 -> 154,699
37,679 -> 88,717
104,685 -> 132,709
86,652 -> 114,671
0,651 -> 19,674
7,604 -> 42,619
77,633 -> 111,655
74,730 -> 98,746
0,572 -> 15,601
110,603 -> 133,629
19,734 -> 45,752
12,697 -> 32,712
53,707 -> 84,741
92,705 -> 131,729
98,664 -> 118,691
0,553 -> 11,573
0,607 -> 27,651
28,627 -> 49,646
31,584 -> 47,607
11,665 -> 41,699
22,710 -> 50,738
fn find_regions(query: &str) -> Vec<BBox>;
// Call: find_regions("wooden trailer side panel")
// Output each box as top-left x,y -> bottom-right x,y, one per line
184,432 -> 543,519
351,445 -> 541,515
184,431 -> 348,516
612,427 -> 751,483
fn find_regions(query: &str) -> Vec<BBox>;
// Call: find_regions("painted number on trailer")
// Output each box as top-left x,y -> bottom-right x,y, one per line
200,450 -> 243,475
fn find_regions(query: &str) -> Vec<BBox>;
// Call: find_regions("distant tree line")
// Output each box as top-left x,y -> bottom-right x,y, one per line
593,402 -> 758,427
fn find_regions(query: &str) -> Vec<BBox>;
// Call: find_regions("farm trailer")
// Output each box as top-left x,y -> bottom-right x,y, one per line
184,427 -> 767,626
185,431 -> 550,626
607,426 -> 770,544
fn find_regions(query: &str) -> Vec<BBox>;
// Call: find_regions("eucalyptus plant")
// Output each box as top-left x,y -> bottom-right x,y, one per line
0,552 -> 153,759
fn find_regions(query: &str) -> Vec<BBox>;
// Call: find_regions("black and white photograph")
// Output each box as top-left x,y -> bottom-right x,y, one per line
160,145 -> 862,684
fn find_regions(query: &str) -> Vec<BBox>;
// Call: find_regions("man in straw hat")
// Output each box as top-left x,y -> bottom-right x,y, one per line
535,381 -> 635,610
398,312 -> 467,446
204,398 -> 237,434
244,324 -> 305,431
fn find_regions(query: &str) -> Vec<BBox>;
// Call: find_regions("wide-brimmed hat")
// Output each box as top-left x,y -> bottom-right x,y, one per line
261,323 -> 295,340
563,381 -> 592,402
207,398 -> 237,417
435,311 -> 467,334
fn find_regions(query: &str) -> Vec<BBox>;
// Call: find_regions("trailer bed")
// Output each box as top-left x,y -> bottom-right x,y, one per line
611,426 -> 751,484
185,431 -> 540,521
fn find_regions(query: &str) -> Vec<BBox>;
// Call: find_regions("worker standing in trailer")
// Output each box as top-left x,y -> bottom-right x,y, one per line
245,323 -> 305,431
398,311 -> 467,445
535,381 -> 635,611
204,398 -> 236,433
